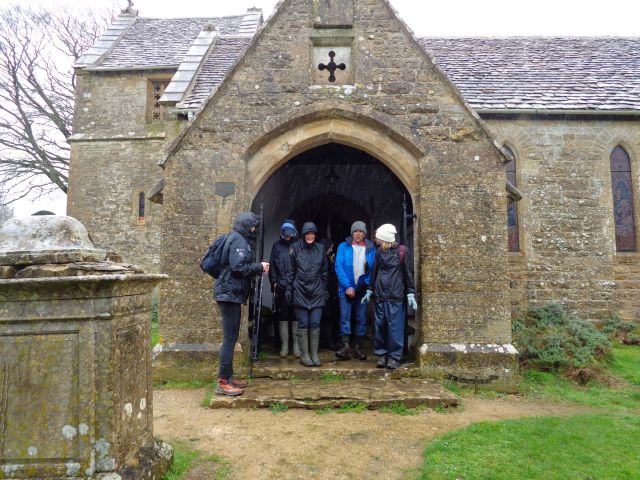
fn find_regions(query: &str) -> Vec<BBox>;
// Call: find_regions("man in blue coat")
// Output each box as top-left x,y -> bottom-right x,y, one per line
334,221 -> 376,360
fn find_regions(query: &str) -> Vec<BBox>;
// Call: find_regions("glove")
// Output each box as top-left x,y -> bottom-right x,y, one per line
407,293 -> 418,310
285,290 -> 293,305
361,290 -> 373,304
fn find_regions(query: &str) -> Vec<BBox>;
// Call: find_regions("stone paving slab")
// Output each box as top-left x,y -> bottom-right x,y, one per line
209,378 -> 458,410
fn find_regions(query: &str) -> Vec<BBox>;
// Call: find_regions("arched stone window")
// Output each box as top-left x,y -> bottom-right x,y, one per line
610,146 -> 637,252
505,146 -> 520,252
138,192 -> 146,222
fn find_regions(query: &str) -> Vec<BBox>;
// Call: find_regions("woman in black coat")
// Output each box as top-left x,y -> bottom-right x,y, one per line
286,222 -> 328,367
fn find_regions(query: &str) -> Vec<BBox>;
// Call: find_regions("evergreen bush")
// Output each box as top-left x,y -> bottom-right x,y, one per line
600,315 -> 640,345
512,302 -> 611,370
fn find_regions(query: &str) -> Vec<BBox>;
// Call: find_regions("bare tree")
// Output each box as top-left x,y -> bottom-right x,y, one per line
0,3 -> 113,203
0,184 -> 14,223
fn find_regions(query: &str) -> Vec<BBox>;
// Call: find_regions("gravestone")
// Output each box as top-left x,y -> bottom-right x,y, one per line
0,216 -> 171,480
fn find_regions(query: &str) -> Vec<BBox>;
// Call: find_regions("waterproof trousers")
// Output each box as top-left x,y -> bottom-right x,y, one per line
294,307 -> 323,330
217,301 -> 241,380
373,300 -> 405,361
338,291 -> 368,337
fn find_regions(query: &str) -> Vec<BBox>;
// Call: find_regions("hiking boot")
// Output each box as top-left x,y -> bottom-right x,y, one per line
386,358 -> 400,370
215,378 -> 243,396
376,356 -> 387,368
230,378 -> 248,389
335,342 -> 351,360
353,342 -> 367,361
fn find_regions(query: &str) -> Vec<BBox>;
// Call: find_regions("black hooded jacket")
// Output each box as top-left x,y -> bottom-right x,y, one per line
369,245 -> 415,302
269,237 -> 298,292
286,239 -> 328,310
214,212 -> 264,304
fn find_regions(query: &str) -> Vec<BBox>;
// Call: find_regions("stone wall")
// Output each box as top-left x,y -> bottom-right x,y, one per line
486,117 -> 640,321
68,71 -> 184,273
158,0 -> 515,379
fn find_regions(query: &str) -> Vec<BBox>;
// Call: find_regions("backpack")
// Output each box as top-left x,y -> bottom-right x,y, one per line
200,234 -> 230,279
398,245 -> 407,264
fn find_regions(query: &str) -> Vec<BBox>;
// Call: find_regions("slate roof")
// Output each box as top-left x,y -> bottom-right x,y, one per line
419,37 -> 640,112
99,16 -> 244,69
79,11 -> 640,113
179,36 -> 253,110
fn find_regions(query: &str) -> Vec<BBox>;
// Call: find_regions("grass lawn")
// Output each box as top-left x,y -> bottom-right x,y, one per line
416,343 -> 640,480
162,441 -> 230,480
415,414 -> 640,480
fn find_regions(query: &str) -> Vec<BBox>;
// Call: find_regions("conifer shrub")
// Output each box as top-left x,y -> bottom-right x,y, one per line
512,302 -> 611,371
600,315 -> 640,345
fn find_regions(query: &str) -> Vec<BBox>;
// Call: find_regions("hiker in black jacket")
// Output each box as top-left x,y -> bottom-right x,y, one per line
214,212 -> 269,396
362,224 -> 417,370
286,222 -> 328,367
269,219 -> 301,358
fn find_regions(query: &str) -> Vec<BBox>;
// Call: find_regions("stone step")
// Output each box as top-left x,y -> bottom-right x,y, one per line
209,378 -> 459,410
250,350 -> 419,380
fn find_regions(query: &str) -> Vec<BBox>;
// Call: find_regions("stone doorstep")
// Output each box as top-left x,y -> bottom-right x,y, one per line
209,378 -> 459,410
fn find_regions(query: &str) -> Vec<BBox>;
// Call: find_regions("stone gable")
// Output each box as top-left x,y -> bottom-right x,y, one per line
158,0 -> 514,379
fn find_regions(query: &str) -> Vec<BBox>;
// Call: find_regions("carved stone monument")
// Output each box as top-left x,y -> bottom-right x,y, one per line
0,216 -> 171,479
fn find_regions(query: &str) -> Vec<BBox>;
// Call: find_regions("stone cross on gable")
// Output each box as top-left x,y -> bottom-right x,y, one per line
318,51 -> 346,83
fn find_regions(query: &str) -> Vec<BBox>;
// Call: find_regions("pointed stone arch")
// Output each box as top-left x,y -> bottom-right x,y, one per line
245,112 -> 421,196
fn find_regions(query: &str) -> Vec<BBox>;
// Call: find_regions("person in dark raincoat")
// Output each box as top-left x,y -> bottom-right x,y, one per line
269,219 -> 301,358
214,212 -> 269,395
286,222 -> 328,367
362,224 -> 417,370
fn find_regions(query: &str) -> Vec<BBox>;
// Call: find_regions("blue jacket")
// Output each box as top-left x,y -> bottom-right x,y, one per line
335,237 -> 376,296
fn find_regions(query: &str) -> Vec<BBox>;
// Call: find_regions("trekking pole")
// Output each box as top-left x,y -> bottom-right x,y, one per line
250,203 -> 265,376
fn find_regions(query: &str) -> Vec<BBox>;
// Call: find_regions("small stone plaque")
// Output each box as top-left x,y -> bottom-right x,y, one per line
313,0 -> 354,28
214,182 -> 236,198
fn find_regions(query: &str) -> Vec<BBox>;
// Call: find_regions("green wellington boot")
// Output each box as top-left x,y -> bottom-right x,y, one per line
297,329 -> 313,367
309,328 -> 322,366
291,322 -> 301,358
279,321 -> 289,358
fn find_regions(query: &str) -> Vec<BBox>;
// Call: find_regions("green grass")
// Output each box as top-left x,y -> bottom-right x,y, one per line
610,343 -> 640,386
161,442 -> 201,480
336,401 -> 368,413
320,372 -> 346,382
268,402 -> 289,414
414,414 -> 640,480
162,442 -> 231,480
379,402 -> 427,416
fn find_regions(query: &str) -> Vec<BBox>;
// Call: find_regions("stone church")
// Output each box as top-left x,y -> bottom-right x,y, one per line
68,0 -> 640,382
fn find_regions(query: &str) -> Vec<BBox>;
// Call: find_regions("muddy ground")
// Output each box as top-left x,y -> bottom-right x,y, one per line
153,388 -> 589,480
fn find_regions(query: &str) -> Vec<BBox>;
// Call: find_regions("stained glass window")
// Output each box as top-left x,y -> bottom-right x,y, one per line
611,146 -> 637,252
505,146 -> 520,252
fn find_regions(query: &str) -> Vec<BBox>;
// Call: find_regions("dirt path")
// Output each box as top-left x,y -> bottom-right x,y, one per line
153,389 -> 589,480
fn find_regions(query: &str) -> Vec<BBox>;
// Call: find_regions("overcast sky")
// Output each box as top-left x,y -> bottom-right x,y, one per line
3,0 -> 639,216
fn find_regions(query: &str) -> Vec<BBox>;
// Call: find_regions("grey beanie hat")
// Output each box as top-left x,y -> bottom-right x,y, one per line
351,221 -> 367,235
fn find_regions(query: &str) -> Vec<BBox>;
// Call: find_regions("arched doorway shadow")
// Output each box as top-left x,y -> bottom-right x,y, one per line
250,143 -> 417,364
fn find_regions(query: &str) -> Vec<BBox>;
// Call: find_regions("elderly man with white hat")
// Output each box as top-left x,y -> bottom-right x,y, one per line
362,223 -> 417,369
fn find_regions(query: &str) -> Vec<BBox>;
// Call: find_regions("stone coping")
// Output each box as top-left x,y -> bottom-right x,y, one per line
0,273 -> 167,286
0,248 -> 107,267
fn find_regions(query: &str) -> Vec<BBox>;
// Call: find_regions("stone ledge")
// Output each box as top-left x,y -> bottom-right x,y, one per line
209,378 -> 458,410
418,343 -> 519,387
